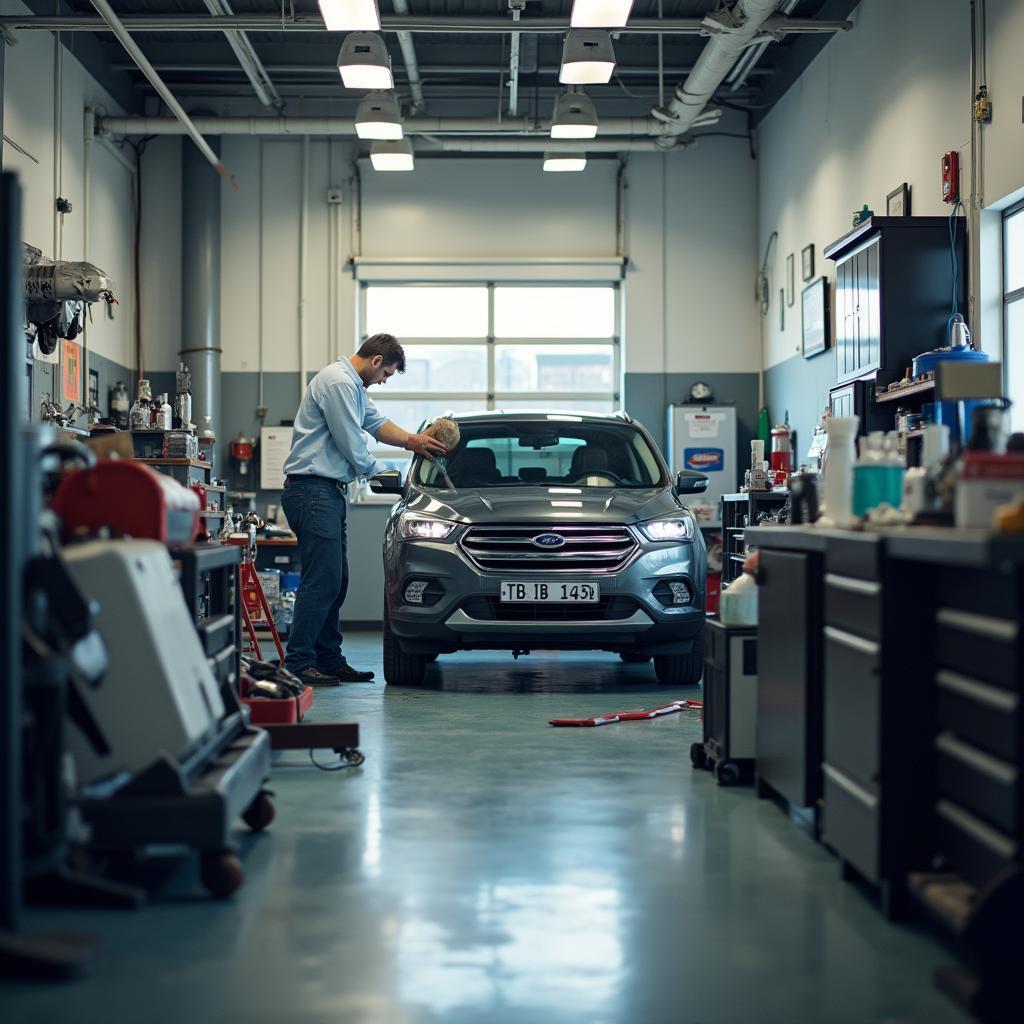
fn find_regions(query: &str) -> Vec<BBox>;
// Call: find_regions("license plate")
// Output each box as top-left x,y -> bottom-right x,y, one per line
500,581 -> 600,603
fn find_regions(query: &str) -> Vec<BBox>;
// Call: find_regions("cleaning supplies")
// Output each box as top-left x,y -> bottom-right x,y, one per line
822,416 -> 859,526
903,424 -> 949,520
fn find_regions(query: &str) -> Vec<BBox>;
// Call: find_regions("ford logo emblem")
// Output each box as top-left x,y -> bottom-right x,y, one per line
533,533 -> 566,549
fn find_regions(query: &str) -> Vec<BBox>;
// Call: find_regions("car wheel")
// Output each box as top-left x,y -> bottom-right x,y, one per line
619,652 -> 651,664
383,608 -> 427,686
653,634 -> 704,686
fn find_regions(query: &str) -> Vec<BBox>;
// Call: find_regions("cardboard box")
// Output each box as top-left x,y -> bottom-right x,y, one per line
955,452 -> 1024,528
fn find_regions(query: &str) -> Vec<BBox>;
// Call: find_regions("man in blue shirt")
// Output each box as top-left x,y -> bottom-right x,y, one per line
281,334 -> 447,685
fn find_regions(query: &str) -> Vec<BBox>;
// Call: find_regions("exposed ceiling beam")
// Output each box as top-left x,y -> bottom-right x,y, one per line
201,0 -> 282,109
0,14 -> 854,36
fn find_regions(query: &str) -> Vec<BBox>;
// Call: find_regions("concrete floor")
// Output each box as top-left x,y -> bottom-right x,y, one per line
5,633 -> 965,1024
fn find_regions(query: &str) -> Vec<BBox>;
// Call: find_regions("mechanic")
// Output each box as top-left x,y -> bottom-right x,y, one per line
281,334 -> 448,685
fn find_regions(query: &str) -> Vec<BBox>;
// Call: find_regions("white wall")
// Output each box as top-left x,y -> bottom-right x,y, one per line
757,0 -> 1024,373
2,0 -> 135,369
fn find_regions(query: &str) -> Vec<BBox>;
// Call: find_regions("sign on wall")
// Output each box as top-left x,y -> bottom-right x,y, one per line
61,339 -> 82,403
259,426 -> 292,490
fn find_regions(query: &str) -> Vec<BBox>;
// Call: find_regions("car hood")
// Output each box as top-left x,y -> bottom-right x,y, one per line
401,485 -> 686,525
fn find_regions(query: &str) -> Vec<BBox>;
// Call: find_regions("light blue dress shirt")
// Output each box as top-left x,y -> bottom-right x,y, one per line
282,358 -> 391,482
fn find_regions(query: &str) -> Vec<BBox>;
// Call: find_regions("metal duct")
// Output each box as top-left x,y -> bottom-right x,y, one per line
430,137 -> 695,154
180,136 -> 222,437
653,0 -> 782,135
391,0 -> 426,112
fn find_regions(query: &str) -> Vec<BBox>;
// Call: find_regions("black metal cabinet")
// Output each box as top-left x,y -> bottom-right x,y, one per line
825,216 -> 966,391
754,544 -> 825,813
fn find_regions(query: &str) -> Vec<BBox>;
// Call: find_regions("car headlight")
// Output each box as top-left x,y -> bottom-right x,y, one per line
399,513 -> 457,541
638,517 -> 694,542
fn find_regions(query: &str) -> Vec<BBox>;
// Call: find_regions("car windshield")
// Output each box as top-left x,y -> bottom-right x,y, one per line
416,419 -> 666,489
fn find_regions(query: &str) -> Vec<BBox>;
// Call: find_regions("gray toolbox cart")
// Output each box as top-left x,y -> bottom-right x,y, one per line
691,618 -> 758,786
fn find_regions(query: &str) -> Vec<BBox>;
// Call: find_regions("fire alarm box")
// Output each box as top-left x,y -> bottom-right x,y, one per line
941,150 -> 960,204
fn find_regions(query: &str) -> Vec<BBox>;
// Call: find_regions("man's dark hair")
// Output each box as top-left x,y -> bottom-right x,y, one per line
357,333 -> 406,373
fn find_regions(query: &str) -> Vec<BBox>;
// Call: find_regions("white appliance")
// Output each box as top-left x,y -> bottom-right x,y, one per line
62,540 -> 225,785
666,404 -> 738,528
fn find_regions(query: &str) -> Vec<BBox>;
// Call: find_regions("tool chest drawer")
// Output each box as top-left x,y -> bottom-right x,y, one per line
825,573 -> 882,641
936,670 -> 1020,762
208,645 -> 237,688
198,613 -> 235,657
824,626 -> 880,787
934,607 -> 1020,690
935,798 -> 1018,888
823,764 -> 880,883
825,535 -> 882,582
935,732 -> 1019,834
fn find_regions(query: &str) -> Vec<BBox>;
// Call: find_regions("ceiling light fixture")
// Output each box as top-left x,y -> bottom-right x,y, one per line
318,0 -> 381,31
337,32 -> 393,90
550,90 -> 599,139
559,30 -> 616,85
355,92 -> 403,140
371,138 -> 415,171
543,152 -> 588,173
570,0 -> 635,29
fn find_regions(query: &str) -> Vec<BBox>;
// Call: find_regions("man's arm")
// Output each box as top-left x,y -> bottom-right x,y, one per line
375,421 -> 448,459
320,381 -> 386,478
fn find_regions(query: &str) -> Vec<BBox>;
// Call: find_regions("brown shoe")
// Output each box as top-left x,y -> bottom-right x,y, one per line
324,663 -> 375,683
298,667 -> 342,687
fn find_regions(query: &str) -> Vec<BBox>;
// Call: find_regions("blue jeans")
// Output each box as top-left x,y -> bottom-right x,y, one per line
281,476 -> 350,674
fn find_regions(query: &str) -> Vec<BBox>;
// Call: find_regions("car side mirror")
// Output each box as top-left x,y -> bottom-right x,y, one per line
674,470 -> 709,496
369,470 -> 404,495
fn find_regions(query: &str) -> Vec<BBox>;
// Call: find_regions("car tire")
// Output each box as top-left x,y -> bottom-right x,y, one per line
654,634 -> 704,686
383,608 -> 427,686
619,652 -> 652,664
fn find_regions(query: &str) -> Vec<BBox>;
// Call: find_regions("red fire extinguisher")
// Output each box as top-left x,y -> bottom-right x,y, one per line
230,433 -> 255,478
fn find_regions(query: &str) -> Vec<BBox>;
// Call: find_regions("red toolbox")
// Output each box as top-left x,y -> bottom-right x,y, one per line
241,685 -> 314,726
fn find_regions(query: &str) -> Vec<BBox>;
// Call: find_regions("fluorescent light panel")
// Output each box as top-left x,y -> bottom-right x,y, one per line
559,30 -> 616,85
337,32 -> 393,90
570,0 -> 635,28
543,153 -> 588,172
371,139 -> 414,171
319,0 -> 380,31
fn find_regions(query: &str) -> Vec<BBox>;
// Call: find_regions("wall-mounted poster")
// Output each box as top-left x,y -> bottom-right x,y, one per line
61,339 -> 82,402
801,277 -> 830,359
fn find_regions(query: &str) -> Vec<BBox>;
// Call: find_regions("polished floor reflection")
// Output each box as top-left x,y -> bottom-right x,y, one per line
4,635 -> 965,1023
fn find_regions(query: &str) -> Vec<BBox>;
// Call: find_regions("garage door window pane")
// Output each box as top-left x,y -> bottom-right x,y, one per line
366,286 -> 488,338
1007,210 -> 1024,294
382,345 -> 487,393
494,287 -> 615,338
496,399 -> 617,415
1008,298 -> 1024,433
368,399 -> 483,448
495,344 -> 614,392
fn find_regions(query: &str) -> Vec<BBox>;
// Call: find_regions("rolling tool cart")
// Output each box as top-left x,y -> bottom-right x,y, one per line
691,619 -> 758,786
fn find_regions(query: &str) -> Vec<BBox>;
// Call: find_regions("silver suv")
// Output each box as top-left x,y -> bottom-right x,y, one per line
372,411 -> 709,687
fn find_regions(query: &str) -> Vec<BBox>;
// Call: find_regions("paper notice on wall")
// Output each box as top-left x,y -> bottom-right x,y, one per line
684,412 -> 726,439
259,427 -> 293,490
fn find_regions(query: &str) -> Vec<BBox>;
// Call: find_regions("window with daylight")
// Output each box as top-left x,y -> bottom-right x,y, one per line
358,282 -> 621,476
1005,202 -> 1024,433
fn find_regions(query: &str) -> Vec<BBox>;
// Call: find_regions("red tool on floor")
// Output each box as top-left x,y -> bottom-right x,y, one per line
549,698 -> 703,728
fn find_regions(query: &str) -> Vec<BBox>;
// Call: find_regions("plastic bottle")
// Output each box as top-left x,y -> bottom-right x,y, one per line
881,432 -> 906,508
903,424 -> 949,520
129,379 -> 153,430
110,380 -> 130,430
853,432 -> 886,516
822,416 -> 859,526
156,393 -> 173,430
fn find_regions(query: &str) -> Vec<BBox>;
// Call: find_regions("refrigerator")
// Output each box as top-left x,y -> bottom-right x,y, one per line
666,404 -> 738,529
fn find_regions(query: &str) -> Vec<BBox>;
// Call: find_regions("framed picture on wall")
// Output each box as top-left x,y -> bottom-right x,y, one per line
88,368 -> 100,413
786,253 -> 795,307
801,277 -> 829,359
779,289 -> 785,331
801,244 -> 815,281
886,182 -> 911,216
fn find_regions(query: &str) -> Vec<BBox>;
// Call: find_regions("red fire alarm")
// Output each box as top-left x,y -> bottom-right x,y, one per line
941,150 -> 960,204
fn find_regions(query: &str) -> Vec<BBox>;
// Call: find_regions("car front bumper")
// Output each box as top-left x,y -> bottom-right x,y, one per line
385,532 -> 706,655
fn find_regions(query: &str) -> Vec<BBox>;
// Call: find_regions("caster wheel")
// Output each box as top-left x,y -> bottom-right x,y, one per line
242,792 -> 276,832
714,761 -> 741,787
342,749 -> 366,768
200,851 -> 244,899
689,742 -> 708,770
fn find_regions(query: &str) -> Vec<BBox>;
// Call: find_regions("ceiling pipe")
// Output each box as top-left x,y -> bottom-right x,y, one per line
726,0 -> 797,92
96,111 -> 721,138
0,14 -> 854,35
427,137 -> 695,154
508,8 -> 521,117
201,0 -> 283,109
390,0 -> 426,113
651,0 -> 785,136
85,0 -> 236,184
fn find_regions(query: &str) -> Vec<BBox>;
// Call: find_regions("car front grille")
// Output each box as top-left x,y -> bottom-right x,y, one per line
461,596 -> 640,622
459,525 -> 638,573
